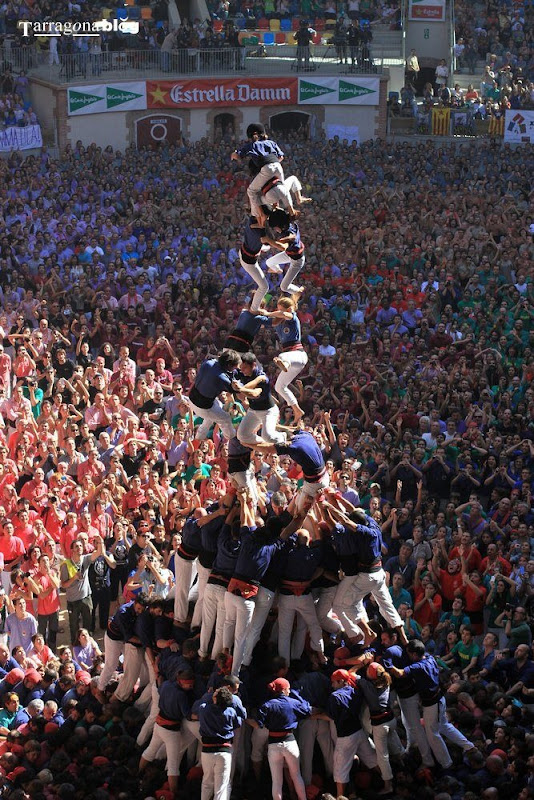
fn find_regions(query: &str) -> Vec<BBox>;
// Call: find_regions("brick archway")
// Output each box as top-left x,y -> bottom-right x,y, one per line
259,105 -> 324,138
206,108 -> 243,143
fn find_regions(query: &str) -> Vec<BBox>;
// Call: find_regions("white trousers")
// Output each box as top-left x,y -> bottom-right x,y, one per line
296,472 -> 330,513
174,555 -> 196,623
274,349 -> 308,408
98,633 -> 123,690
240,255 -> 269,313
332,729 -> 377,783
437,696 -> 473,750
350,569 -> 403,630
201,750 -> 233,800
263,175 -> 302,210
266,251 -> 305,298
298,717 -> 334,784
333,575 -> 365,640
136,655 -> 159,746
191,563 -> 211,629
247,162 -> 285,218
199,582 -> 227,659
422,698 -> 454,768
142,723 -> 183,775
228,465 -> 259,512
242,585 -> 276,667
370,718 -> 404,782
398,694 -> 433,766
115,643 -> 145,702
267,739 -> 306,800
189,399 -> 235,441
237,405 -> 285,446
315,586 -> 343,634
277,593 -> 324,663
223,591 -> 256,675
293,585 -> 342,656
251,725 -> 269,763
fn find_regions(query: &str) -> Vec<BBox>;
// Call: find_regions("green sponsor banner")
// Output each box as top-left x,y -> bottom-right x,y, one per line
106,86 -> 143,109
68,89 -> 101,114
68,82 -> 147,115
298,77 -> 379,105
298,78 -> 336,102
338,79 -> 376,102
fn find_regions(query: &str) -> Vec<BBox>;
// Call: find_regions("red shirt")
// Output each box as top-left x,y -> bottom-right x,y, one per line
414,587 -> 443,628
448,546 -> 482,572
35,571 -> 61,615
480,556 -> 511,577
438,569 -> 464,601
0,534 -> 25,566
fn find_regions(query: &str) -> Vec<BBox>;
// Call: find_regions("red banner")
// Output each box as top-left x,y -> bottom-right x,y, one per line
147,78 -> 298,109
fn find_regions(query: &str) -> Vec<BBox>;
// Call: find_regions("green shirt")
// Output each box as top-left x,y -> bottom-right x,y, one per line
451,640 -> 479,668
183,463 -> 212,484
23,385 -> 43,419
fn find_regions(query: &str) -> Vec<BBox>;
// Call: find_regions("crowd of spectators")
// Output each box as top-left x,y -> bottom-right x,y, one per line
454,0 -> 533,69
0,130 -> 530,800
209,0 -> 400,24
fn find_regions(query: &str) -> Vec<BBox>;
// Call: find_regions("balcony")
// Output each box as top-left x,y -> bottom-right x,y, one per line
5,44 -> 392,86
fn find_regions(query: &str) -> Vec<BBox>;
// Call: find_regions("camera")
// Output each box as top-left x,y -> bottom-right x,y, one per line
505,603 -> 513,612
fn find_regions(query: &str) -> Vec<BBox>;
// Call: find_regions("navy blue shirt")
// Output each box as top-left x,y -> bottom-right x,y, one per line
0,657 -> 20,678
190,359 -> 233,408
234,526 -> 294,584
282,541 -> 323,583
135,609 -> 157,650
352,514 -> 383,564
227,436 -> 252,474
382,644 -> 416,698
198,699 -> 243,742
241,217 -> 265,259
237,138 -> 284,167
291,670 -> 331,709
158,679 -> 194,722
199,506 -> 225,569
108,601 -> 137,642
276,431 -> 325,480
235,310 -> 269,337
257,691 -> 311,731
212,524 -> 242,578
236,365 -> 274,412
178,516 -> 202,560
403,655 -> 442,705
327,685 -> 363,736
272,312 -> 302,347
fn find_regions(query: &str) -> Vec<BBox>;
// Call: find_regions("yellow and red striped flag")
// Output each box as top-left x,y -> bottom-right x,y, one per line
431,107 -> 451,135
488,115 -> 505,136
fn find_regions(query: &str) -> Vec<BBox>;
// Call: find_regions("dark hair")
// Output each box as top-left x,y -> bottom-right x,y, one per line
218,349 -> 241,371
406,639 -> 426,657
268,208 -> 290,230
246,123 -> 265,138
215,686 -> 234,708
240,351 -> 257,366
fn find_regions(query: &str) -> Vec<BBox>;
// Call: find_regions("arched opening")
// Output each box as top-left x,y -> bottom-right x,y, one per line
213,113 -> 236,144
135,114 -> 182,149
269,111 -> 311,140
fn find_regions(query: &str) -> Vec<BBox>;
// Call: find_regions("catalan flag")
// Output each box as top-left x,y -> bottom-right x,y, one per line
488,114 -> 505,137
431,107 -> 451,135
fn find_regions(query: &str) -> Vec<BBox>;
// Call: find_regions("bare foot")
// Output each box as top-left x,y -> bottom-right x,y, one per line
299,196 -> 312,203
273,356 -> 288,373
396,626 -> 409,647
268,263 -> 283,274
292,406 -> 304,424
